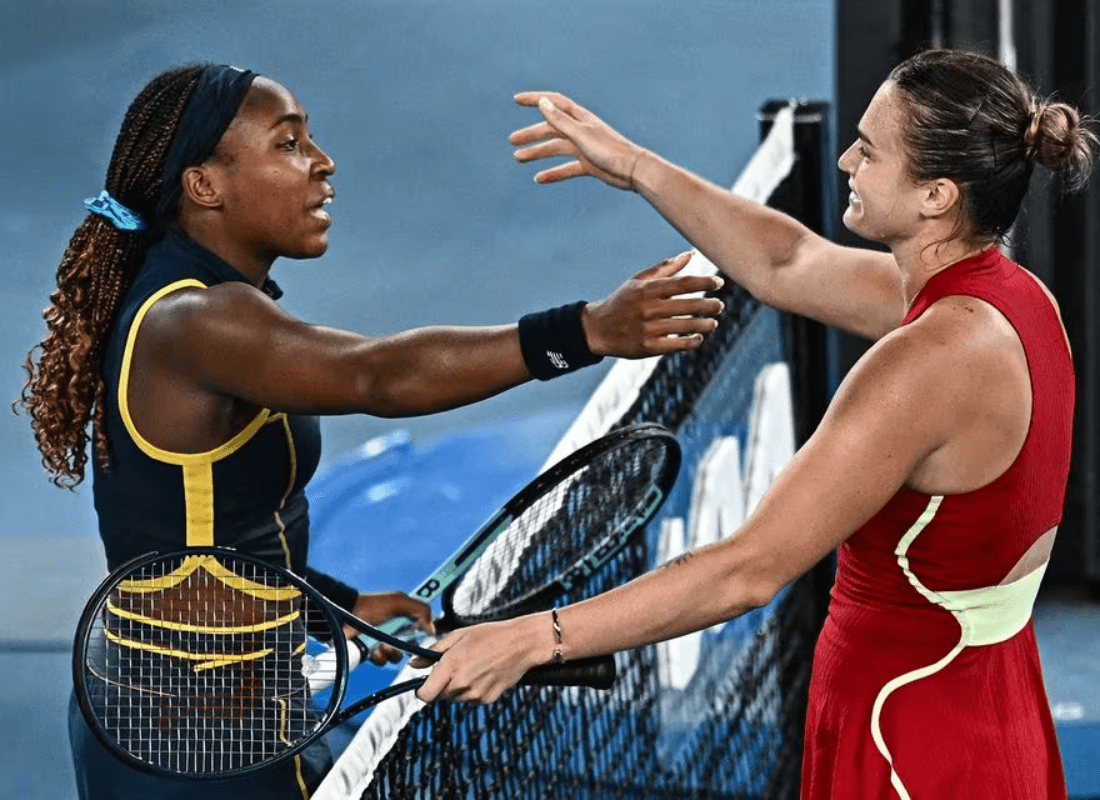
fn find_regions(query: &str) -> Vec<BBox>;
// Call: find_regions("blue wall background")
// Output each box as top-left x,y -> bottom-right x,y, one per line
0,0 -> 834,541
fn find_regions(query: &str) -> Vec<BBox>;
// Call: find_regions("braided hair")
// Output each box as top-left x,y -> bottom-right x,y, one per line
16,65 -> 208,488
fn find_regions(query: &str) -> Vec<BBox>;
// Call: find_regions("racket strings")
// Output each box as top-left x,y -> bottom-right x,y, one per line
448,437 -> 673,622
82,555 -> 328,774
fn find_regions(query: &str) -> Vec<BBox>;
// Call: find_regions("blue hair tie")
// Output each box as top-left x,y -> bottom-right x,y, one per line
83,190 -> 146,231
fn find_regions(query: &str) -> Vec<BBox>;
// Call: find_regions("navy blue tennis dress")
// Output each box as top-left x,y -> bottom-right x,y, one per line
70,231 -> 356,800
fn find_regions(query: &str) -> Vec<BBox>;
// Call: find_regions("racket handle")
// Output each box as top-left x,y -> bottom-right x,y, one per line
519,654 -> 617,690
302,617 -> 425,694
302,648 -> 343,693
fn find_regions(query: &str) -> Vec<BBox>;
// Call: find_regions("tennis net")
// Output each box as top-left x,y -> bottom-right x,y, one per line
316,99 -> 835,800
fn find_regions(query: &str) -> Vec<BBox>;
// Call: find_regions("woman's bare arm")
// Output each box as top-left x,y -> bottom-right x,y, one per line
138,253 -> 723,418
413,300 -> 1022,703
512,92 -> 905,340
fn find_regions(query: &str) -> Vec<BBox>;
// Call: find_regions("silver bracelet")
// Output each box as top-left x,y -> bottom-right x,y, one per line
551,607 -> 565,664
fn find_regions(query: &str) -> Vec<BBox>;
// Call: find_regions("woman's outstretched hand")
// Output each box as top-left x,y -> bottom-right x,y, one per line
511,91 -> 648,190
584,251 -> 724,358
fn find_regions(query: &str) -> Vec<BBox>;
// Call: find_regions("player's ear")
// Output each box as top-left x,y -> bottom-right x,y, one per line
920,177 -> 961,220
180,165 -> 223,210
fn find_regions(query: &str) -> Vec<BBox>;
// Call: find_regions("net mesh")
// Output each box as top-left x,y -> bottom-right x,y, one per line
317,102 -> 828,800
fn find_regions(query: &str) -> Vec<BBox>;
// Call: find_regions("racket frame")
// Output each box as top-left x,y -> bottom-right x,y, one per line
331,422 -> 680,658
440,422 -> 682,626
71,546 -> 436,780
72,546 -> 617,780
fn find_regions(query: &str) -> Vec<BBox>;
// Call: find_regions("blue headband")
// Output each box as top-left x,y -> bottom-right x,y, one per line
154,64 -> 258,224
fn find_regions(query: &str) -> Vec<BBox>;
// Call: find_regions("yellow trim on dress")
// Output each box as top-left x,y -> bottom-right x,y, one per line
116,278 -> 276,545
116,554 -> 302,602
103,627 -> 274,672
106,597 -> 300,634
182,461 -> 215,546
870,494 -> 1050,799
117,279 -> 271,467
293,754 -> 310,800
269,412 -> 298,568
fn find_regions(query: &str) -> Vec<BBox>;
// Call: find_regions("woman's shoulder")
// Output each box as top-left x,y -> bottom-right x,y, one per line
137,279 -> 284,353
905,293 -> 1025,368
843,296 -> 1025,415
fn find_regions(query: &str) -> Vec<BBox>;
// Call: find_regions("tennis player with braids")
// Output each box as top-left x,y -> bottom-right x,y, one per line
17,64 -> 723,800
417,49 -> 1098,798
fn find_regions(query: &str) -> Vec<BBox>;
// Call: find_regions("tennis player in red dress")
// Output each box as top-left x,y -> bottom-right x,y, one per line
801,244 -> 1072,798
415,48 -> 1097,798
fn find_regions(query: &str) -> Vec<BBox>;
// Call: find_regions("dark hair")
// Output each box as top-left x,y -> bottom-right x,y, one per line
888,48 -> 1098,242
16,65 -> 208,487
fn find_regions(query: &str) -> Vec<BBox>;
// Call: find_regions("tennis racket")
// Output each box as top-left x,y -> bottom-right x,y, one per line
72,546 -> 616,780
304,421 -> 682,692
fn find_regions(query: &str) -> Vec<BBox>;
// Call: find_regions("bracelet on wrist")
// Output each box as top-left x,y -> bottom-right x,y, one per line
518,301 -> 602,381
551,606 -> 565,664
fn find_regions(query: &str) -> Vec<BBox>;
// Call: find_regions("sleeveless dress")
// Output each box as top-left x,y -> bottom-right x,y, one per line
93,231 -> 354,607
71,232 -> 355,800
801,247 -> 1072,799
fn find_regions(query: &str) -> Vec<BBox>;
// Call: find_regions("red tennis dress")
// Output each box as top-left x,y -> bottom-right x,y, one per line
801,247 -> 1072,799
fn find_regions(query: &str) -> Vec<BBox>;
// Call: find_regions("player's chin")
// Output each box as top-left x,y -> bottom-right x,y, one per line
841,205 -> 860,234
841,207 -> 884,244
285,235 -> 331,260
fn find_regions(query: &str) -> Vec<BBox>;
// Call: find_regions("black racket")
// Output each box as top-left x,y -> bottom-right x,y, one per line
72,547 -> 616,780
304,421 -> 682,691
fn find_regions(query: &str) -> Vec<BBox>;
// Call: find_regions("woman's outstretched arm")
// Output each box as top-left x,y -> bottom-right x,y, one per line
511,92 -> 904,340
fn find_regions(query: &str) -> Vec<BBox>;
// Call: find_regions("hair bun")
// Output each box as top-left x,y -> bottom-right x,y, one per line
1024,99 -> 1098,190
1023,103 -> 1044,158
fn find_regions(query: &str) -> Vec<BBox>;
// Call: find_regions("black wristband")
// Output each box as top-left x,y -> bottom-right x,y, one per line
518,301 -> 603,381
348,634 -> 372,663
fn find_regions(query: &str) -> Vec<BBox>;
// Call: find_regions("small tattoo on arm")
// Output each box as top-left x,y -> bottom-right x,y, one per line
659,551 -> 696,570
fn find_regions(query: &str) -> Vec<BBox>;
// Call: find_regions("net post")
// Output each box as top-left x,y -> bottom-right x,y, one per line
757,99 -> 837,632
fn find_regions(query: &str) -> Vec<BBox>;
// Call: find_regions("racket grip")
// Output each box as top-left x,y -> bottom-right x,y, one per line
303,619 -> 425,694
519,654 -> 616,690
302,648 -> 344,694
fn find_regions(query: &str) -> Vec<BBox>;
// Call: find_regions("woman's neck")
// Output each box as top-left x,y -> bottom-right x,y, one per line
892,233 -> 993,308
174,219 -> 273,289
